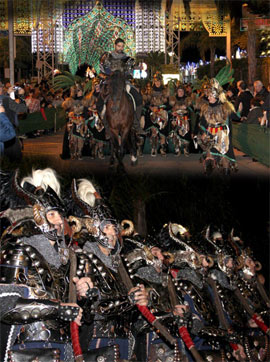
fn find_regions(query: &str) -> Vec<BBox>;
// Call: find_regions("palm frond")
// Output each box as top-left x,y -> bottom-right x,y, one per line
167,79 -> 177,96
215,64 -> 234,86
83,80 -> 92,95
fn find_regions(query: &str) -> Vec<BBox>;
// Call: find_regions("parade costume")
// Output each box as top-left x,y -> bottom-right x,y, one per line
67,105 -> 88,160
169,87 -> 192,157
0,169 -> 80,362
197,66 -> 238,175
155,223 -> 241,361
144,73 -> 169,157
69,179 -> 148,361
84,79 -> 106,159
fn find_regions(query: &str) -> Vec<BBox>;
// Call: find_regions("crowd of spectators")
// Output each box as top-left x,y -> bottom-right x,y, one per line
0,78 -> 65,162
226,79 -> 269,126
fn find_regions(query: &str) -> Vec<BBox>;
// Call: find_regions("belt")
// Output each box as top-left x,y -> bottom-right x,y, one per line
17,323 -> 70,344
4,136 -> 16,148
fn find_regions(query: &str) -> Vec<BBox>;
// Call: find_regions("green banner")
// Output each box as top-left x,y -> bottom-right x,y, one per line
18,107 -> 66,135
232,122 -> 270,167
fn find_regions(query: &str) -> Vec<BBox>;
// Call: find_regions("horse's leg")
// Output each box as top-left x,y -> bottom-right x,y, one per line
136,135 -> 144,158
110,130 -> 119,167
118,127 -> 130,168
128,129 -> 138,166
109,135 -> 116,167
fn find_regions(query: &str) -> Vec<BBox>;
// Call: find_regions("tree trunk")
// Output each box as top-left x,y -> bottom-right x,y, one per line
133,199 -> 147,237
242,6 -> 257,87
247,23 -> 257,87
210,47 -> 216,78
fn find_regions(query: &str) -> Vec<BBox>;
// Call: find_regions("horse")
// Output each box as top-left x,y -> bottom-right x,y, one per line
101,70 -> 138,171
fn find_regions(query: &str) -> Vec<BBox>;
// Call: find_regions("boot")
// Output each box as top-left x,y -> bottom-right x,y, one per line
98,145 -> 105,159
137,136 -> 144,157
90,142 -> 96,159
223,168 -> 230,176
134,105 -> 147,135
174,147 -> 181,157
151,147 -> 157,157
150,136 -> 157,157
183,146 -> 189,157
160,144 -> 166,157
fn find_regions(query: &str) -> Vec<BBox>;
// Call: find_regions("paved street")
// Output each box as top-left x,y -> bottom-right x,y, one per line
22,129 -> 270,179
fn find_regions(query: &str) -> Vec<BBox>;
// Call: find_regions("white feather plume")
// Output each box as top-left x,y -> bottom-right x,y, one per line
21,168 -> 61,196
77,179 -> 97,207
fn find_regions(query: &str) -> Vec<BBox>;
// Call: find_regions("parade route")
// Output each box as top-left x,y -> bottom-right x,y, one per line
22,129 -> 270,179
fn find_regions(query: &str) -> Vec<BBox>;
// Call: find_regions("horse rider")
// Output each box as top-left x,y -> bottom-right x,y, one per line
97,37 -> 146,136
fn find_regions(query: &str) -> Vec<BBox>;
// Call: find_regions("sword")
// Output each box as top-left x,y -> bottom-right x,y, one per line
234,287 -> 270,336
117,258 -> 176,346
167,273 -> 204,362
207,277 -> 245,361
69,248 -> 84,362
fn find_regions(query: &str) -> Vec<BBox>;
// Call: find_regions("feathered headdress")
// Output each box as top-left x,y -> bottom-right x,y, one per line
152,71 -> 163,82
209,64 -> 235,103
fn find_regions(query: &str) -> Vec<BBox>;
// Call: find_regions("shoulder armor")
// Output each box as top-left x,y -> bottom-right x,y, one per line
0,241 -> 34,283
1,240 -> 32,266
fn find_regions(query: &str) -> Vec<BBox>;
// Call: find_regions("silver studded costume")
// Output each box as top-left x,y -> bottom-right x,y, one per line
75,240 -> 138,361
0,234 -> 74,362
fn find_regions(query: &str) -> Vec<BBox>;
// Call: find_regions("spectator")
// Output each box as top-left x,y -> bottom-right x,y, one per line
226,85 -> 237,105
52,91 -> 64,108
0,83 -> 27,129
0,103 -> 22,161
245,98 -> 263,124
62,91 -> 75,112
261,93 -> 270,127
234,81 -> 253,118
253,80 -> 269,104
25,89 -> 40,113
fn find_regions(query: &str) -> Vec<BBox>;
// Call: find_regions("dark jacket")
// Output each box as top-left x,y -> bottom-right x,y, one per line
234,90 -> 253,117
0,95 -> 27,128
255,87 -> 269,104
0,112 -> 16,154
245,107 -> 263,124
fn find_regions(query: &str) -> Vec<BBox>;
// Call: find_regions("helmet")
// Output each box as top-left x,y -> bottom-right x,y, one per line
152,71 -> 163,82
71,178 -> 120,250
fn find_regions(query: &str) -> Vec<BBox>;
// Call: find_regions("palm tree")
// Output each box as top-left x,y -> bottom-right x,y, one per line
216,0 -> 268,85
180,30 -> 225,77
145,51 -> 165,79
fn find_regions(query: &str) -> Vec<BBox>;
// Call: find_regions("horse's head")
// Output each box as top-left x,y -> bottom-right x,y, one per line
100,81 -> 110,100
102,70 -> 125,113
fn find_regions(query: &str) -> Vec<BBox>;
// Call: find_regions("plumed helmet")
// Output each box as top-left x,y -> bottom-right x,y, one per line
208,64 -> 235,104
208,78 -> 227,103
14,168 -> 65,216
156,222 -> 191,252
152,71 -> 163,82
71,179 -> 119,249
92,77 -> 100,86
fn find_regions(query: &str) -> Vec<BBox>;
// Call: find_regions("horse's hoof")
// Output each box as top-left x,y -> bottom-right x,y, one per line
131,155 -> 138,166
